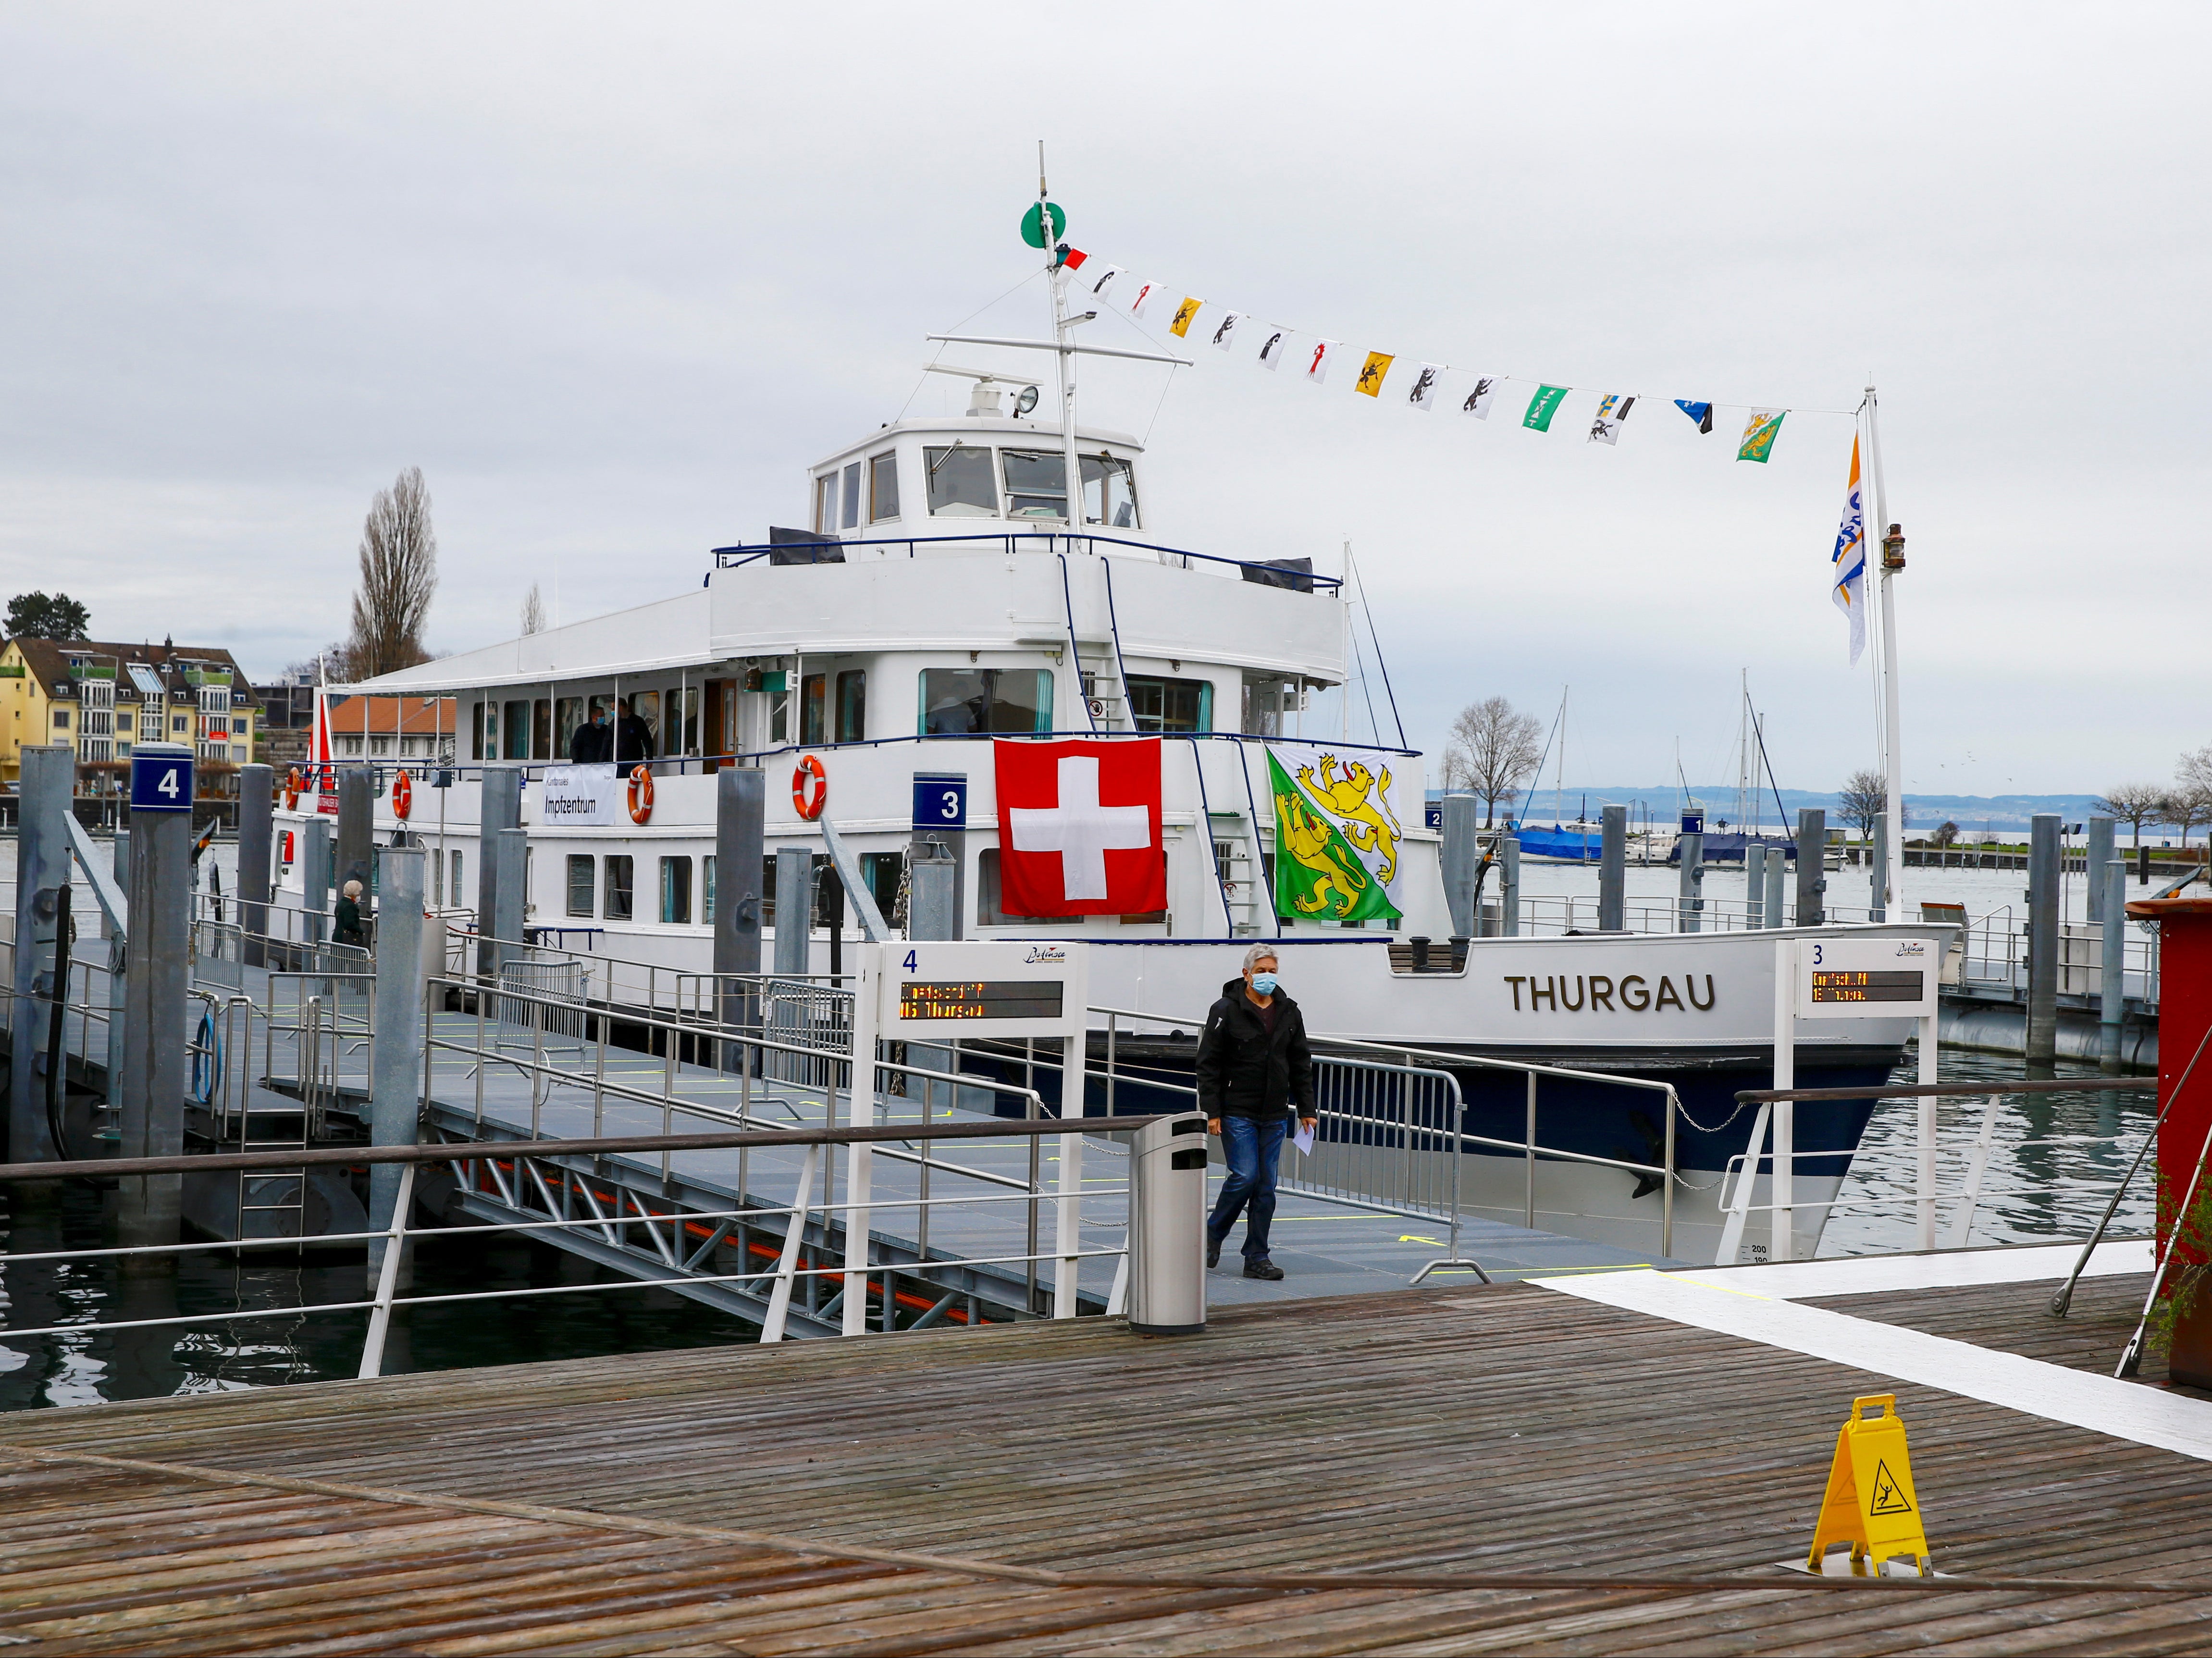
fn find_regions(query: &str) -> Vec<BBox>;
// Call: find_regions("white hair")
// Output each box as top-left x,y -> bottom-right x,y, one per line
1242,943 -> 1279,973
342,879 -> 364,899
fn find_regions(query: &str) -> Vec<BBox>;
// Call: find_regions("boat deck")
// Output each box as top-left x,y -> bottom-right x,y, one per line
3,1245 -> 2210,1653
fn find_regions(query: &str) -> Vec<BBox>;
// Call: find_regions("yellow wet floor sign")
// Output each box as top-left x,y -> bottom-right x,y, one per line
1807,1394 -> 1932,1576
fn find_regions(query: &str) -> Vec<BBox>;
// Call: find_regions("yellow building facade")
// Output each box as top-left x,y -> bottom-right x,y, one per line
0,638 -> 260,793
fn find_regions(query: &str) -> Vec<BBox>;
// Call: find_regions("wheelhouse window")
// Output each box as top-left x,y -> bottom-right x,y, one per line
867,451 -> 900,522
836,670 -> 866,743
566,855 -> 594,918
925,444 -> 997,517
702,855 -> 716,923
840,462 -> 862,530
604,856 -> 634,921
660,856 -> 692,924
919,668 -> 1053,735
1001,449 -> 1066,520
813,472 -> 838,533
502,700 -> 530,760
1081,454 -> 1140,529
1127,676 -> 1211,734
555,697 -> 584,757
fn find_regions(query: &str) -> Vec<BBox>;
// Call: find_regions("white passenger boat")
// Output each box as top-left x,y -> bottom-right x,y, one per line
296,271 -> 1947,1265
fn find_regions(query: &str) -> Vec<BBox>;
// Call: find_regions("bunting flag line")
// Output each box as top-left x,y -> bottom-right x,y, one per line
1050,235 -> 1819,462
1832,434 -> 1868,665
1523,384 -> 1570,432
1739,409 -> 1786,463
1589,393 -> 1636,445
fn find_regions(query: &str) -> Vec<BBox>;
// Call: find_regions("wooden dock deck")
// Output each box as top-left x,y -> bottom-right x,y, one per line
5,1256 -> 2212,1654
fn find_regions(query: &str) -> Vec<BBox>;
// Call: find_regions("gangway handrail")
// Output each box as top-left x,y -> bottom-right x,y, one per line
1739,1079 -> 2156,1103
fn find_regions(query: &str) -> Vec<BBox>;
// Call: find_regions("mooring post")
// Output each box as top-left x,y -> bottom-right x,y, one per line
2027,813 -> 2061,1069
1766,844 -> 1788,931
2086,817 -> 2115,925
1795,809 -> 1827,925
773,847 -> 810,977
905,838 -> 958,1113
1869,815 -> 1889,922
1597,804 -> 1626,932
9,747 -> 74,1168
474,766 -> 522,980
1500,827 -> 1521,937
1440,796 -> 1478,938
117,745 -> 194,1252
2138,842 -> 2151,886
492,828 -> 527,986
367,847 -> 425,1274
1677,815 -> 1704,933
237,762 -> 272,970
713,766 -> 765,1069
1745,843 -> 1767,931
300,816 -> 331,946
106,828 -> 129,1113
2101,857 -> 2127,1074
335,768 -> 373,899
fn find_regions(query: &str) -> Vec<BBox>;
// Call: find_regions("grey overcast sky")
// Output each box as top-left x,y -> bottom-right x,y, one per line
2,4 -> 2204,796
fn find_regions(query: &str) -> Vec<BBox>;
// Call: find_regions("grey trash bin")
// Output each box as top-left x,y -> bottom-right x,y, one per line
1127,1111 -> 1210,1336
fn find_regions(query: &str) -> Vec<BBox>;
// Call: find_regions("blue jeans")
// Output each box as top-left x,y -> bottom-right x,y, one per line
1208,1114 -> 1287,1262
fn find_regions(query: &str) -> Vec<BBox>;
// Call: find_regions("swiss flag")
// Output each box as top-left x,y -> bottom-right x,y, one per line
994,738 -> 1166,918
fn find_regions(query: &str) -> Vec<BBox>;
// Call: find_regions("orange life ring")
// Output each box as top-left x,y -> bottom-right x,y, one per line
627,764 -> 655,825
282,768 -> 303,811
392,769 -> 413,820
792,754 -> 827,820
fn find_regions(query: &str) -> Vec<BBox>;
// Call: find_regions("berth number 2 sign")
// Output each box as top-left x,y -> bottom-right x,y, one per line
1796,937 -> 1936,1019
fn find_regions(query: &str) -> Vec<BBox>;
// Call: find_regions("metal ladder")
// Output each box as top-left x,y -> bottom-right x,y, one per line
235,994 -> 317,1241
1209,813 -> 1264,935
1058,552 -> 1134,733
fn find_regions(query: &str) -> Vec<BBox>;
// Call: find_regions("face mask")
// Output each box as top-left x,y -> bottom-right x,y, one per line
1250,972 -> 1278,996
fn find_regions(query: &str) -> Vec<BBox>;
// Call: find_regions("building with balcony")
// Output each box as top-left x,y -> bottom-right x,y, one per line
0,638 -> 261,795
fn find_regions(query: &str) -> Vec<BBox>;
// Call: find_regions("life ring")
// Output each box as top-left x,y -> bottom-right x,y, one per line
627,764 -> 655,825
282,768 -> 304,811
392,769 -> 413,820
792,754 -> 827,820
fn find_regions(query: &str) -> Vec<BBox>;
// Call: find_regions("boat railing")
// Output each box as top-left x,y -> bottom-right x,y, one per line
706,528 -> 1346,593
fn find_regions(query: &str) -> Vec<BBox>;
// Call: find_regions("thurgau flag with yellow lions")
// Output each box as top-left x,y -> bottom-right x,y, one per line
1832,435 -> 1868,665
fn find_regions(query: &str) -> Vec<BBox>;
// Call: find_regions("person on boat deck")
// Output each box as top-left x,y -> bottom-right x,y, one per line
1194,945 -> 1317,1281
568,706 -> 610,765
334,878 -> 367,949
610,697 -> 656,767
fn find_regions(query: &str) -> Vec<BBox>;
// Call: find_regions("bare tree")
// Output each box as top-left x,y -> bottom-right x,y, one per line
1444,697 -> 1544,827
281,640 -> 358,686
1837,768 -> 1889,840
520,583 -> 546,636
2094,782 -> 2169,847
346,467 -> 439,680
2166,786 -> 2212,852
1933,820 -> 1960,848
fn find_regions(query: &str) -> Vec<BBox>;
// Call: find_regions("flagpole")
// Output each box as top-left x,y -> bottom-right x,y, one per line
1864,382 -> 1905,922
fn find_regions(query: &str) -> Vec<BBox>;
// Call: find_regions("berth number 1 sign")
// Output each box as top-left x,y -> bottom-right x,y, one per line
1795,937 -> 1937,1019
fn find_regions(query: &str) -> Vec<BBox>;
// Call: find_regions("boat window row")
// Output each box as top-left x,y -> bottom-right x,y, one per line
558,850 -> 904,926
918,446 -> 1139,528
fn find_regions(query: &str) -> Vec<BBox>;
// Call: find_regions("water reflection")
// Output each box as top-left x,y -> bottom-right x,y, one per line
0,1185 -> 756,1411
1821,1046 -> 2155,1255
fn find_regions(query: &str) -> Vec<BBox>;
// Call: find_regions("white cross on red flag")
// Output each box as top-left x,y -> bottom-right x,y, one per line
993,739 -> 1166,917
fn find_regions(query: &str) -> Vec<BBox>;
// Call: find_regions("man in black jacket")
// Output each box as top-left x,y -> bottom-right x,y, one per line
1194,945 -> 1317,1279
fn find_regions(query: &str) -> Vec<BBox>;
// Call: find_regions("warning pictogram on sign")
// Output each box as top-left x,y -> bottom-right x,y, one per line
1806,1394 -> 1932,1576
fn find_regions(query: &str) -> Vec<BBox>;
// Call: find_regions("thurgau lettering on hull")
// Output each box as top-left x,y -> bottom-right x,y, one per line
1503,974 -> 1716,1013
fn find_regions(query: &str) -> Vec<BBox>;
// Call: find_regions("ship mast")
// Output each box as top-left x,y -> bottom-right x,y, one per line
1039,143 -> 1088,544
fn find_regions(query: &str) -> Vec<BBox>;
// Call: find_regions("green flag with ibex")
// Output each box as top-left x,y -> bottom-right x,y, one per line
1267,749 -> 1402,924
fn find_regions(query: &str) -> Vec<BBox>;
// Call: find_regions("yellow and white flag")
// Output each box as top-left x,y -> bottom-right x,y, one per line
1168,296 -> 1202,338
1355,352 -> 1395,396
1588,393 -> 1636,445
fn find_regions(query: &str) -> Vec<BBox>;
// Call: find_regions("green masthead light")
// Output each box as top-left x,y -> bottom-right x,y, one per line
1019,200 -> 1066,250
